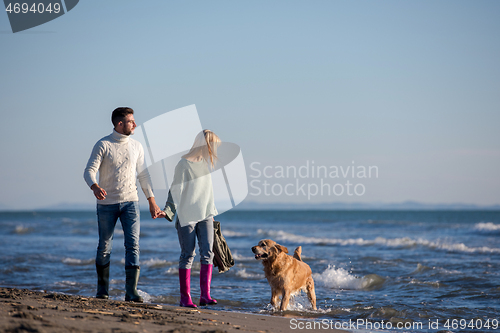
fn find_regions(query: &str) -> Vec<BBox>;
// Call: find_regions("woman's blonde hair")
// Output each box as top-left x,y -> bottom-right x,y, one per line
183,130 -> 221,168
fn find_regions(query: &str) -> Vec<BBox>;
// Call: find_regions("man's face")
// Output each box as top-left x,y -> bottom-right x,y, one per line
118,114 -> 137,136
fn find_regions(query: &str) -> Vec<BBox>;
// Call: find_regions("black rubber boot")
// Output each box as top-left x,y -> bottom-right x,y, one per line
125,266 -> 143,303
96,262 -> 110,299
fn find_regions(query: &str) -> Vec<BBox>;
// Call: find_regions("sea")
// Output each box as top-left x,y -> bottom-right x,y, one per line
1,209 -> 499,333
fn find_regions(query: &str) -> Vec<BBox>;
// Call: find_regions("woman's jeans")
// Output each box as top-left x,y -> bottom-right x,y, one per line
176,217 -> 214,269
96,202 -> 140,268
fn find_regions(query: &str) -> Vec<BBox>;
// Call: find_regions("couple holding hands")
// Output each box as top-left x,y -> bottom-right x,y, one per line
84,107 -> 220,308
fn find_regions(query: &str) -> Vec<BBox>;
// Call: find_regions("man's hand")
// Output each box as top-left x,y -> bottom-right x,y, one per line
148,197 -> 162,219
156,211 -> 167,219
91,184 -> 107,200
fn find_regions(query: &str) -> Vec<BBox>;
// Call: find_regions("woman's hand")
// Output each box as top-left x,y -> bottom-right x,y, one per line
155,211 -> 167,219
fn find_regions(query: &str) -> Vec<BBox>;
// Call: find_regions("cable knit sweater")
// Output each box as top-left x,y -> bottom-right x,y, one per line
84,130 -> 154,205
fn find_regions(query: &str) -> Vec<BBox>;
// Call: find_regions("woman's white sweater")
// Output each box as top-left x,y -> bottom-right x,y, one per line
170,158 -> 218,226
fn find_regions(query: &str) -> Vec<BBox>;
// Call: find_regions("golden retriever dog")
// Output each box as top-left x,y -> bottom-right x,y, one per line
252,239 -> 316,311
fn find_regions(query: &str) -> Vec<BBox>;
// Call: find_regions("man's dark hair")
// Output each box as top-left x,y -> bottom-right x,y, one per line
112,107 -> 134,127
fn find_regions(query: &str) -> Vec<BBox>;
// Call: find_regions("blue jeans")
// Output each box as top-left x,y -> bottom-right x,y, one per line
176,217 -> 214,269
96,202 -> 140,268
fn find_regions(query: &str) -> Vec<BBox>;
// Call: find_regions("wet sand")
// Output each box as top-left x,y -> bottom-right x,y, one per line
0,287 -> 347,333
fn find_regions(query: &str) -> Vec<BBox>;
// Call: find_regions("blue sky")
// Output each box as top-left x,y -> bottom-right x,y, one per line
1,1 -> 499,210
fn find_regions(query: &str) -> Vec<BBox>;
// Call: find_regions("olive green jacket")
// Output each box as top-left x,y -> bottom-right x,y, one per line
213,221 -> 235,273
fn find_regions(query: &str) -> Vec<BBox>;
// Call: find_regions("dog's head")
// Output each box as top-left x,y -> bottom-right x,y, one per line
252,239 -> 289,261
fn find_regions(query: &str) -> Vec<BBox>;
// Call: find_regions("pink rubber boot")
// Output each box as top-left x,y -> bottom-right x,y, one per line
199,264 -> 217,306
179,268 -> 197,308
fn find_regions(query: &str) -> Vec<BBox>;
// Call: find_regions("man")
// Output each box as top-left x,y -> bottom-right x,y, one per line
84,107 -> 161,302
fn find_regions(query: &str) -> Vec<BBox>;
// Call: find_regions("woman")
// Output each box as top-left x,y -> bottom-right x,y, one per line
161,130 -> 220,308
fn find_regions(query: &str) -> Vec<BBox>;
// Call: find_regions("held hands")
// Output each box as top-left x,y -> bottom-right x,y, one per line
90,187 -> 165,219
91,184 -> 107,200
148,197 -> 163,219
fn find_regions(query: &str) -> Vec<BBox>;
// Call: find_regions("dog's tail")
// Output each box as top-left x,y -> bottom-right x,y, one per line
293,246 -> 302,261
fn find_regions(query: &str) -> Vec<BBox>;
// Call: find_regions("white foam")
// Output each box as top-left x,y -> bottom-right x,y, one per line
284,294 -> 308,311
222,230 -> 248,237
257,229 -> 500,253
313,265 -> 385,291
260,296 -> 327,313
62,258 -> 94,265
14,225 -> 32,234
138,290 -> 152,303
141,258 -> 171,268
165,267 -> 179,275
437,267 -> 461,275
411,263 -> 432,274
475,222 -> 500,231
235,268 -> 264,279
409,279 -> 441,288
232,252 -> 256,261
313,265 -> 363,290
54,280 -> 80,286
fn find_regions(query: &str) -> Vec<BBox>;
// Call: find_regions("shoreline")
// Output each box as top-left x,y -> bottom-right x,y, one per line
0,287 -> 348,333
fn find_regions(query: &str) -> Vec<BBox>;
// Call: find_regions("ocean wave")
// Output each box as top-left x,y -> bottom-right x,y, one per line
281,294 -> 317,311
165,267 -> 179,275
232,252 -> 256,261
474,222 -> 500,232
52,280 -> 89,293
313,265 -> 385,290
411,263 -> 432,274
141,258 -> 173,268
235,268 -> 264,279
370,306 -> 408,319
13,225 -> 33,235
259,298 -> 332,313
113,290 -> 152,303
437,267 -> 462,275
138,290 -> 152,303
257,229 -> 500,254
62,258 -> 94,266
222,230 -> 248,237
54,280 -> 81,287
409,279 -> 441,288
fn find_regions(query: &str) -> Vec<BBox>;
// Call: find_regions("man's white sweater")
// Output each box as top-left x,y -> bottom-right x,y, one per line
84,130 -> 154,205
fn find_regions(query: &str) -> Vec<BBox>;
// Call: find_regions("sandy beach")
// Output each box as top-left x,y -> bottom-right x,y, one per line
0,287 -> 347,333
